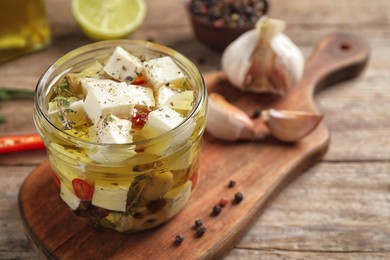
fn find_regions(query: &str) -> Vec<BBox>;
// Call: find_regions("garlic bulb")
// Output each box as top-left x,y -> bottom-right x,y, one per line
222,17 -> 305,95
261,109 -> 323,142
206,93 -> 255,141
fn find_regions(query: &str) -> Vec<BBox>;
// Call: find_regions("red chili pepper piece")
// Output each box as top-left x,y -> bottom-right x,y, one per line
0,133 -> 45,153
132,75 -> 146,85
131,111 -> 148,129
219,198 -> 228,207
72,178 -> 93,201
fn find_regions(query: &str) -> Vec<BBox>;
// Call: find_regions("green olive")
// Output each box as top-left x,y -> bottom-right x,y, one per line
141,171 -> 174,201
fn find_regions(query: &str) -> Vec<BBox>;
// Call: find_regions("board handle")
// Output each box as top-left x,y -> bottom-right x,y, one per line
300,32 -> 370,95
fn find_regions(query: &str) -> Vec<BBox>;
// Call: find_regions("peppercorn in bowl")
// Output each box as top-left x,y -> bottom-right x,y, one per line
33,40 -> 208,232
187,0 -> 269,52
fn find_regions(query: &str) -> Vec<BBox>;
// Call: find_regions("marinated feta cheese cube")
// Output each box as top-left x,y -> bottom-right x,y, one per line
88,115 -> 136,163
163,181 -> 192,218
60,182 -> 80,210
92,180 -> 131,212
145,106 -> 185,133
95,114 -> 133,144
48,99 -> 87,127
126,85 -> 155,109
79,78 -> 113,95
141,106 -> 191,152
143,56 -> 186,90
83,79 -> 134,124
103,46 -> 143,82
87,144 -> 136,164
166,143 -> 193,170
157,85 -> 194,112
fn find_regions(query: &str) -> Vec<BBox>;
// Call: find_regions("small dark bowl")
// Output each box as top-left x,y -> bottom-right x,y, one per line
187,0 -> 269,52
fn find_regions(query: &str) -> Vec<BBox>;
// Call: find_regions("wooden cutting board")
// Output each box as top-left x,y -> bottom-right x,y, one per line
18,33 -> 369,259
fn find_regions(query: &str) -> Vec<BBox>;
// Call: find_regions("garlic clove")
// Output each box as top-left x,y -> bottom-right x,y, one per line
206,93 -> 255,141
271,34 -> 304,86
221,29 -> 258,90
221,17 -> 304,95
261,109 -> 323,142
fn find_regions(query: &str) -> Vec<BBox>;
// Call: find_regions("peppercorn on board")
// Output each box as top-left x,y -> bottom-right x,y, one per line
19,33 -> 369,259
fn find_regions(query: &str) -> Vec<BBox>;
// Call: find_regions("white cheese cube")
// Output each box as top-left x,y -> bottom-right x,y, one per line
141,106 -> 194,152
88,115 -> 136,163
94,114 -> 133,144
126,85 -> 155,109
166,143 -> 193,170
83,79 -> 134,124
48,99 -> 87,128
143,56 -> 186,90
80,78 -> 113,95
87,145 -> 136,164
92,180 -> 131,212
60,182 -> 80,210
157,85 -> 194,112
145,106 -> 185,133
168,119 -> 195,151
163,181 -> 192,218
103,46 -> 143,82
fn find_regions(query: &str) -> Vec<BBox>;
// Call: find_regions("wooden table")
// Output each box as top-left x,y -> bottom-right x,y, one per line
1,0 -> 389,259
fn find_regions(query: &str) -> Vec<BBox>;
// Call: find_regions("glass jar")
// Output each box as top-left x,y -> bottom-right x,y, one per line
33,40 -> 207,232
0,0 -> 51,63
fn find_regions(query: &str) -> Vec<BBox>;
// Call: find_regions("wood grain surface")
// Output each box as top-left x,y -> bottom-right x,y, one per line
1,0 -> 390,259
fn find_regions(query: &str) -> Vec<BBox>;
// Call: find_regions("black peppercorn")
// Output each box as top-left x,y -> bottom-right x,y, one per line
228,180 -> 236,188
211,205 -> 222,216
174,235 -> 184,246
196,226 -> 207,237
233,192 -> 244,204
194,219 -> 203,229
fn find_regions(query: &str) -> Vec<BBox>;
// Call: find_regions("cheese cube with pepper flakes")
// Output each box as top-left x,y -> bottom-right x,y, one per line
48,98 -> 87,128
143,56 -> 186,90
157,85 -> 194,112
94,114 -> 133,144
103,46 -> 143,82
126,85 -> 155,109
83,79 -> 134,124
163,181 -> 192,218
144,106 -> 185,134
80,78 -> 117,95
88,115 -> 136,163
92,180 -> 131,212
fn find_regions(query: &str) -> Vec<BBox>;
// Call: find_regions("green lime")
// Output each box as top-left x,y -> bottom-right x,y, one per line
71,0 -> 146,41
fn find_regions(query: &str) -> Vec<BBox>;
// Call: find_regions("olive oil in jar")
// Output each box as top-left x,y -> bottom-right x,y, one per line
0,0 -> 51,63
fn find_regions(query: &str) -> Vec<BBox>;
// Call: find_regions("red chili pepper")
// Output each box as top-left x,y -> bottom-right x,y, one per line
72,178 -> 93,201
132,75 -> 146,85
131,111 -> 148,129
0,133 -> 45,153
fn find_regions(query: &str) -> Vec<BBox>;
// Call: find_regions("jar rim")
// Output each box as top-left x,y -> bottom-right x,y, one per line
34,39 -> 207,147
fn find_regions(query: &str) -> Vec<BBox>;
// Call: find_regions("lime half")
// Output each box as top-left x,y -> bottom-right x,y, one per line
72,0 -> 147,41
